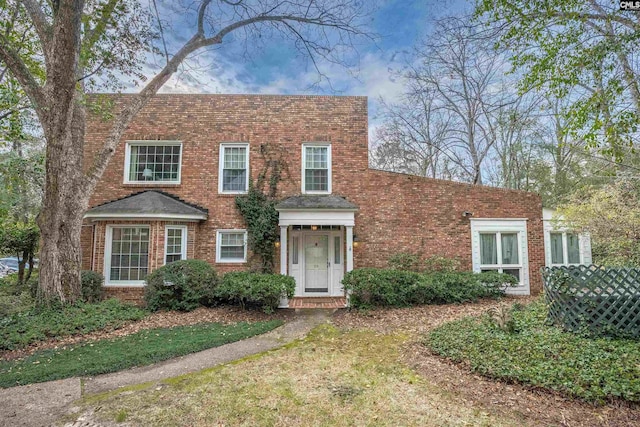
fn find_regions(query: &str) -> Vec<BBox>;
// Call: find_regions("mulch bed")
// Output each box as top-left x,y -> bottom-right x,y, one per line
1,306 -> 293,362
333,296 -> 640,427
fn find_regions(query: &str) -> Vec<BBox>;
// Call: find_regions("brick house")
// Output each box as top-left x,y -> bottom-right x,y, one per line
81,94 -> 558,306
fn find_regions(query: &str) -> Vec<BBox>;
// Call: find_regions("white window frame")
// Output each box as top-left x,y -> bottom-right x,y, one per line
471,219 -> 530,295
216,229 -> 248,263
218,143 -> 250,194
478,232 -> 523,277
164,225 -> 187,265
549,231 -> 582,266
104,225 -> 151,287
123,140 -> 183,184
301,143 -> 332,194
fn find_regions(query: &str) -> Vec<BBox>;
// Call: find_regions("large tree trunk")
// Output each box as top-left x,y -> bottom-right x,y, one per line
36,97 -> 88,304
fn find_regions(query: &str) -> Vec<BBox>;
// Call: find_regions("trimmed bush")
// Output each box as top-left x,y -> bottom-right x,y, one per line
216,272 -> 295,313
342,268 -> 516,309
81,270 -> 104,303
144,260 -> 217,312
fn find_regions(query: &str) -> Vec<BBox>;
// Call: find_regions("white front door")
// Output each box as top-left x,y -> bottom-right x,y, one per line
304,234 -> 329,294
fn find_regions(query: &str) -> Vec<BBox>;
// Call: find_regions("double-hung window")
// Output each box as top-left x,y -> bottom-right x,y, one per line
125,141 -> 182,183
479,232 -> 522,281
550,232 -> 581,265
165,226 -> 187,264
302,144 -> 331,193
216,230 -> 247,263
219,144 -> 249,193
106,226 -> 150,285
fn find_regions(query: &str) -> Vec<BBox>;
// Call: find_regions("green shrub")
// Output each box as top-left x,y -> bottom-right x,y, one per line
144,260 -> 218,312
216,272 -> 295,313
0,271 -> 36,316
0,298 -> 147,350
81,270 -> 104,303
422,255 -> 461,273
388,253 -> 461,273
426,300 -> 640,403
342,268 -> 516,309
388,253 -> 421,271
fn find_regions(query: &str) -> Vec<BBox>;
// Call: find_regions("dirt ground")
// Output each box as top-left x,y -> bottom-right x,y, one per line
334,297 -> 640,427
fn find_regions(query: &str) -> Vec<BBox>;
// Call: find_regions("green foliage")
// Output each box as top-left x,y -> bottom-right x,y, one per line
235,184 -> 279,273
423,255 -> 461,273
426,300 -> 640,403
144,260 -> 218,312
557,177 -> 640,267
0,299 -> 147,351
388,253 -> 461,273
0,320 -> 282,388
0,271 -> 35,316
216,272 -> 295,313
342,268 -> 515,309
81,270 -> 104,303
475,0 -> 640,158
0,219 -> 39,286
387,253 -> 421,271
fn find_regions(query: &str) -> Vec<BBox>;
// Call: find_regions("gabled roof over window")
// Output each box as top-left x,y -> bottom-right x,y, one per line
275,195 -> 358,211
84,191 -> 208,221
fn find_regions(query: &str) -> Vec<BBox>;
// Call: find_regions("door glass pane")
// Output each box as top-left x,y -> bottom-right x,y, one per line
550,233 -> 564,264
567,233 -> 580,264
480,234 -> 497,265
334,236 -> 341,264
501,233 -> 519,265
292,237 -> 299,264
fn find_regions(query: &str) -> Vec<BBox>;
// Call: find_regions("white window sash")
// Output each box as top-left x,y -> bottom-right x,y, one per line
123,141 -> 182,184
216,229 -> 248,263
301,143 -> 332,194
479,231 -> 523,269
218,143 -> 249,194
104,225 -> 150,286
164,225 -> 187,265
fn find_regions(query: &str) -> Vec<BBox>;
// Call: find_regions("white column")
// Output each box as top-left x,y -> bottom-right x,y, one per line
346,225 -> 354,272
278,225 -> 289,308
280,225 -> 288,275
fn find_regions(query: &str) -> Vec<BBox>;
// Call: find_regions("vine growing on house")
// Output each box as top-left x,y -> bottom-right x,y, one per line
235,144 -> 291,272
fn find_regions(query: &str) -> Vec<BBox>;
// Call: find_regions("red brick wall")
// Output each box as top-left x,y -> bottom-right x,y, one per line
82,94 -> 544,300
351,170 -> 544,293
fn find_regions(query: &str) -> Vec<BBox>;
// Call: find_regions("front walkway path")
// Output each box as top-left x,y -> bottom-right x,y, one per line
0,309 -> 333,427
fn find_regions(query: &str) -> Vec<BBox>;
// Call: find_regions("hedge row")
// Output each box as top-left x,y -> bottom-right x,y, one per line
342,268 -> 517,309
144,260 -> 294,313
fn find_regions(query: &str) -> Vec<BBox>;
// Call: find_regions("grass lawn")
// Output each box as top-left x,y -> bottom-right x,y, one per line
0,298 -> 148,350
0,320 -> 282,388
426,299 -> 640,403
69,325 -> 533,427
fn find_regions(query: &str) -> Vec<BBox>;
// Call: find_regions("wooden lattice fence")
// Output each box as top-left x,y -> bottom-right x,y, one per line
541,265 -> 640,339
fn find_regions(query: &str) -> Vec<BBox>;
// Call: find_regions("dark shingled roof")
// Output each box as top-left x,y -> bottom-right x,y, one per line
276,195 -> 358,211
85,191 -> 208,219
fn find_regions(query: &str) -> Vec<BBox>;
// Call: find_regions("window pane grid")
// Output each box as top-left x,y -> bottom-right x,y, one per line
219,232 -> 245,261
567,233 -> 580,264
222,146 -> 247,192
304,146 -> 328,192
110,227 -> 149,281
129,144 -> 180,182
165,228 -> 184,264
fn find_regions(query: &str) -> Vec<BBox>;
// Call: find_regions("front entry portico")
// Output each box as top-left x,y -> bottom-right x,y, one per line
275,195 -> 358,308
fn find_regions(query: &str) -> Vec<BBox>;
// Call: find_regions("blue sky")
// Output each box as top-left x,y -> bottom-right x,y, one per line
150,0 -> 473,128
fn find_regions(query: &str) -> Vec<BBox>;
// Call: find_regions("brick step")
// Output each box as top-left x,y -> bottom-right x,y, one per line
288,297 -> 347,309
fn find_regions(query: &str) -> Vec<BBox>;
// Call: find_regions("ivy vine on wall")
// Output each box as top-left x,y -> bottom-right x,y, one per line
235,143 -> 291,273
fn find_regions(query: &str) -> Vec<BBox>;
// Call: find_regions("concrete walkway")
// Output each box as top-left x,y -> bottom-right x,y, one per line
0,309 -> 333,427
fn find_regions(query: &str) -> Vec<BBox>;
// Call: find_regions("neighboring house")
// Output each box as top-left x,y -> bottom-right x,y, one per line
542,208 -> 592,267
81,95 -> 550,306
